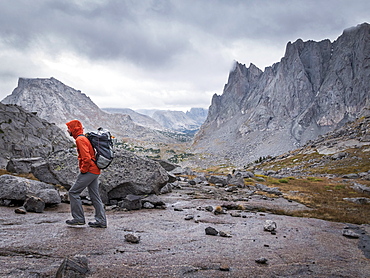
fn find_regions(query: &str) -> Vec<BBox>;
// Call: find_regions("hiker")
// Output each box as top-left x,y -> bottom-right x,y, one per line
65,120 -> 107,228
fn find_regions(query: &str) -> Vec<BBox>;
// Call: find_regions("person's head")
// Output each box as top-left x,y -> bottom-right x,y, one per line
66,120 -> 84,139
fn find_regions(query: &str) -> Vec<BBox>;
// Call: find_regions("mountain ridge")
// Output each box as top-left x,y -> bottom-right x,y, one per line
193,22 -> 370,167
1,77 -> 178,143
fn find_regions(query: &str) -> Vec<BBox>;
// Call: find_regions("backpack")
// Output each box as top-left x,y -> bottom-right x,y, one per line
85,127 -> 115,169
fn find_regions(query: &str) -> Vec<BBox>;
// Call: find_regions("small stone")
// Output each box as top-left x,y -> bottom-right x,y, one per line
184,215 -> 194,220
263,220 -> 277,232
125,233 -> 141,243
230,212 -> 241,217
143,202 -> 155,209
205,206 -> 213,212
15,206 -> 27,214
24,196 -> 45,213
205,226 -> 218,236
219,263 -> 230,271
219,231 -> 232,238
342,229 -> 359,238
174,207 -> 183,211
255,257 -> 268,264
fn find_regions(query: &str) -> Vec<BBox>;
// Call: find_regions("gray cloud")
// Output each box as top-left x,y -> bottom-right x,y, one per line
0,0 -> 369,109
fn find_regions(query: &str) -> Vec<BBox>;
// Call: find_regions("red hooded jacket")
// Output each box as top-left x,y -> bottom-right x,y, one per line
66,120 -> 100,175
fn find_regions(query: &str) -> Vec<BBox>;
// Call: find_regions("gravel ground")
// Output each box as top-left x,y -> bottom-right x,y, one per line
0,188 -> 369,277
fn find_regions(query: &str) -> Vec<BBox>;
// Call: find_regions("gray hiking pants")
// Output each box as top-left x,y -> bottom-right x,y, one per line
69,172 -> 107,225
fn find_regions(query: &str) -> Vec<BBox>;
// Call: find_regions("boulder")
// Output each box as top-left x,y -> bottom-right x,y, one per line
56,255 -> 89,278
0,175 -> 61,205
234,171 -> 254,178
31,149 -> 169,205
141,194 -> 166,208
118,195 -> 142,210
101,150 -> 169,204
227,176 -> 245,188
24,196 -> 45,213
256,183 -> 282,195
153,159 -> 179,171
6,157 -> 44,174
208,175 -> 228,186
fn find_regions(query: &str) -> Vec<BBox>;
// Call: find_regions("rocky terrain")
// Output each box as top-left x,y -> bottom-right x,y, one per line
193,23 -> 370,167
0,176 -> 369,277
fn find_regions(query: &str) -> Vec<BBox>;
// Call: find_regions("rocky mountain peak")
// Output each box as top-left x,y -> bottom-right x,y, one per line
1,77 -> 177,143
193,23 -> 370,167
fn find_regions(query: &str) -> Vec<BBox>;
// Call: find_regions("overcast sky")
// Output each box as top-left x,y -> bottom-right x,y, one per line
0,0 -> 368,111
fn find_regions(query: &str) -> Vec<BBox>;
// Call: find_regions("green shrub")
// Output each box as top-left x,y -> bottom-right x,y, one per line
278,179 -> 289,183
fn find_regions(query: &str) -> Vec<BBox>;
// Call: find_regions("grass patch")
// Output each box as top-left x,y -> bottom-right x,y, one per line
259,176 -> 370,224
278,179 -> 289,183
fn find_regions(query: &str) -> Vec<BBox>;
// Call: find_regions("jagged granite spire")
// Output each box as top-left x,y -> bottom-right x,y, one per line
193,23 -> 370,166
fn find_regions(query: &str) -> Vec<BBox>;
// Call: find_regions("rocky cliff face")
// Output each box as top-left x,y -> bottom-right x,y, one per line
193,23 -> 370,166
0,103 -> 71,167
1,78 -> 176,143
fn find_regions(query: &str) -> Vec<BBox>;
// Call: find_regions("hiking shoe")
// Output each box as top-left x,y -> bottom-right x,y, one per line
66,219 -> 85,226
88,222 -> 107,228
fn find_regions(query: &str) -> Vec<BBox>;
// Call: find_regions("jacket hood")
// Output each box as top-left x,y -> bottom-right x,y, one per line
66,120 -> 84,139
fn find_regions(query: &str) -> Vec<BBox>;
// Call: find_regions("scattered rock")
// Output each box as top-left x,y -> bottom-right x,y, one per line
118,194 -> 142,210
342,229 -> 360,238
184,215 -> 194,220
143,202 -> 155,209
160,183 -> 173,194
331,152 -> 347,160
15,206 -> 27,214
125,233 -> 141,243
205,226 -> 218,236
219,231 -> 232,238
205,206 -> 213,212
56,255 -> 89,278
343,197 -> 370,204
342,173 -> 359,179
219,263 -> 230,271
208,175 -> 228,186
256,183 -> 282,195
141,194 -> 166,209
225,186 -> 238,192
255,257 -> 268,264
230,212 -> 241,217
263,220 -> 277,232
352,182 -> 370,195
23,196 -> 45,213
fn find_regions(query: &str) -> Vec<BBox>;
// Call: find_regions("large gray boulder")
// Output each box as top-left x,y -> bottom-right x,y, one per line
32,149 -> 169,205
0,174 -> 61,205
0,103 -> 71,168
100,150 -> 169,204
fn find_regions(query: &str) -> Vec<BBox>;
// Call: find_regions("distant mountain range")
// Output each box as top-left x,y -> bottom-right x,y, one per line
193,22 -> 370,167
1,78 -> 207,143
102,107 -> 208,133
